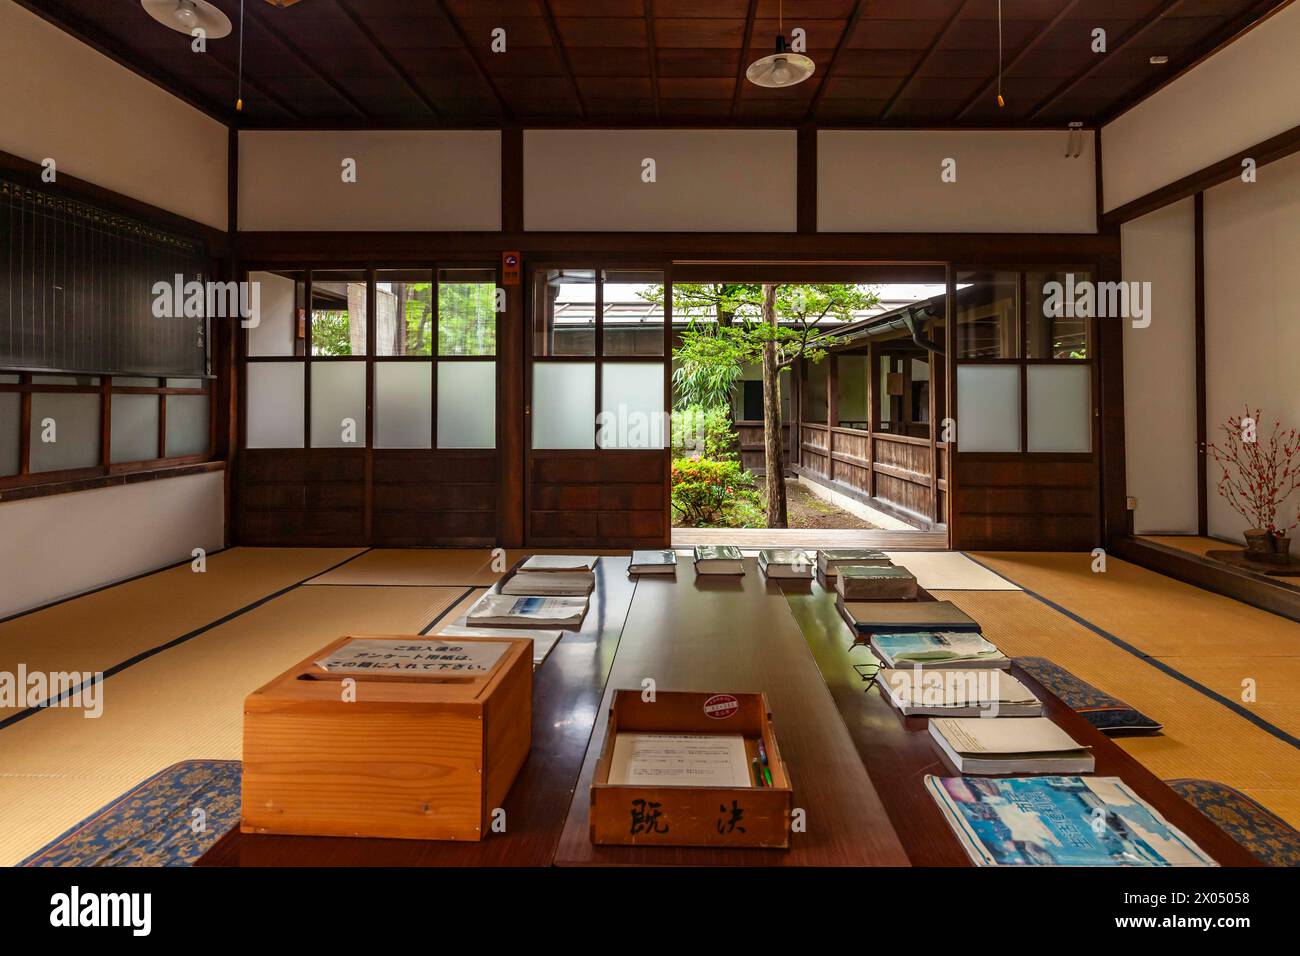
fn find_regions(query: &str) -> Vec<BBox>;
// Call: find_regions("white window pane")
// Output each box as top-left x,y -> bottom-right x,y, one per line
110,394 -> 159,463
166,378 -> 203,388
246,362 -> 304,449
375,362 -> 432,449
438,362 -> 495,449
599,362 -> 665,449
311,361 -> 366,448
957,365 -> 1021,452
113,377 -> 159,387
247,271 -> 302,357
30,393 -> 100,471
167,395 -> 210,457
0,392 -> 19,476
533,363 -> 594,449
1027,364 -> 1092,453
31,375 -> 98,385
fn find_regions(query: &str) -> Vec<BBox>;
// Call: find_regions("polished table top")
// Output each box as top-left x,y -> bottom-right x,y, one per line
200,556 -> 1255,867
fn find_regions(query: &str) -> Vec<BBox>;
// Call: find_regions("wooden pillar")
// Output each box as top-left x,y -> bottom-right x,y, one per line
826,354 -> 839,482
497,267 -> 525,548
928,336 -> 939,528
866,341 -> 877,499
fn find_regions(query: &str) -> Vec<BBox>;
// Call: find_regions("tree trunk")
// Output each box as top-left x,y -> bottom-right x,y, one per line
761,283 -> 788,528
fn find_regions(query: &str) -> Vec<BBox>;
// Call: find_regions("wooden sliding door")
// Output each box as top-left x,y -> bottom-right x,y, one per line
525,264 -> 670,548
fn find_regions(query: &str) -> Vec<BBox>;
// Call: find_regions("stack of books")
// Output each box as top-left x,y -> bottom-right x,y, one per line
758,548 -> 813,578
928,716 -> 1094,774
817,548 -> 891,579
629,550 -> 677,575
838,597 -> 982,634
693,545 -> 745,575
500,570 -> 594,596
469,554 -> 598,627
868,631 -> 1009,669
836,564 -> 918,601
877,668 -> 1042,717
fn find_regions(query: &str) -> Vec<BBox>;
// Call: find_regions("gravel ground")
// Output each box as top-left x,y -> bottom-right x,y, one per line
764,481 -> 876,530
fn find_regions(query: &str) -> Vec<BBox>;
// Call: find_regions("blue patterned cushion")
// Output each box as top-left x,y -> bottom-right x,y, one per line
1168,778 -> 1300,867
1015,657 -> 1163,735
18,759 -> 241,867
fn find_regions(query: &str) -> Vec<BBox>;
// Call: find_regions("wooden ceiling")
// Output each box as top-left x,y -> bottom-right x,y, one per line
20,0 -> 1288,128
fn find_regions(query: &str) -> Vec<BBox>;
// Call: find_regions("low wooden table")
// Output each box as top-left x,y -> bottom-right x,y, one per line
200,556 -> 1255,867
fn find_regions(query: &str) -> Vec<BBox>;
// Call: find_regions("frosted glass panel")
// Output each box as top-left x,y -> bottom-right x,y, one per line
246,362 -> 304,448
1028,364 -> 1092,452
599,362 -> 665,449
247,271 -> 302,357
166,378 -> 203,388
311,361 -> 367,448
167,395 -> 210,457
0,393 -> 19,476
438,362 -> 496,449
109,394 -> 159,463
30,393 -> 100,472
957,365 -> 1020,452
533,363 -> 594,449
375,362 -> 432,449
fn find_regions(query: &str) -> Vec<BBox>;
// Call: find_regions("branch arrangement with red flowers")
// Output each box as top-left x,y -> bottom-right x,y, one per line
1206,405 -> 1300,534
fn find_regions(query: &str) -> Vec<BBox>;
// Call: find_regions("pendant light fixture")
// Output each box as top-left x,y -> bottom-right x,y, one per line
746,0 -> 815,89
141,0 -> 233,39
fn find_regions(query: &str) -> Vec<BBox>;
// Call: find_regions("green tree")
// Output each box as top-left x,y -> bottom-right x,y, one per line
667,282 -> 879,528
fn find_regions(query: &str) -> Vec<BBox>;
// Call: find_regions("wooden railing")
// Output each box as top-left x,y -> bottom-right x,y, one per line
796,422 -> 947,528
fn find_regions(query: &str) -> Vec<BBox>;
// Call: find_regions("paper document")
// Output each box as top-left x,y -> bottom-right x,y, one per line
608,733 -> 752,788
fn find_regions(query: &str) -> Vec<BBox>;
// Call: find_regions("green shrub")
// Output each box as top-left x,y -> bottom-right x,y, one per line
671,404 -> 739,461
670,457 -> 763,528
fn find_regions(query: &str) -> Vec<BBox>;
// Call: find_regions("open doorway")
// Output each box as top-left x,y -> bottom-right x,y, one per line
664,268 -> 950,548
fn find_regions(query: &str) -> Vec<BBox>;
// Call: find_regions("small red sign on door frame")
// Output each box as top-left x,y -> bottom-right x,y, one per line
502,251 -> 521,286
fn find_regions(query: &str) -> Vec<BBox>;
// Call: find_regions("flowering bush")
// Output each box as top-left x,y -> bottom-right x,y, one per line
1206,405 -> 1300,535
670,457 -> 763,528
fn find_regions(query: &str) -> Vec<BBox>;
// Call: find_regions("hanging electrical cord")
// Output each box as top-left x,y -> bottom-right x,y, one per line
996,0 -> 1005,108
236,0 -> 245,112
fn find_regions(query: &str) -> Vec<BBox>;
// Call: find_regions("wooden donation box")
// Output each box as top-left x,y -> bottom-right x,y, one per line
241,635 -> 532,841
590,690 -> 792,849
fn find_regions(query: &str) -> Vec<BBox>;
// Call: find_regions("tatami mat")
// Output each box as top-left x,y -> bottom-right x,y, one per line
305,548 -> 502,587
934,589 -> 1300,828
0,547 -> 364,720
887,551 -> 1020,591
0,584 -> 463,867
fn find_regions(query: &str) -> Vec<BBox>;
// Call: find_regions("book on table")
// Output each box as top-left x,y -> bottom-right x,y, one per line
836,564 -> 917,601
693,545 -> 745,575
838,596 -> 982,633
928,716 -> 1095,774
878,667 -> 1042,717
869,631 -> 1009,669
758,548 -> 814,578
629,549 -> 677,574
817,548 -> 891,578
926,775 -> 1217,866
499,570 -> 594,596
519,554 -> 598,573
466,593 -> 588,628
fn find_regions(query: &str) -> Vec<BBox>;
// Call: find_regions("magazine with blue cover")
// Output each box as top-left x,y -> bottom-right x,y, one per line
926,775 -> 1217,867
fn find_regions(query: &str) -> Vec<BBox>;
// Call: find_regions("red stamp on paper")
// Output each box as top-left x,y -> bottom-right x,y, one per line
703,694 -> 739,720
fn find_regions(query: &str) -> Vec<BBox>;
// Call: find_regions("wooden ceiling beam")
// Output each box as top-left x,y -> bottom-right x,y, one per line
880,0 -> 978,121
245,1 -> 372,120
804,0 -> 870,122
646,0 -> 662,121
729,0 -> 761,121
432,0 -> 514,122
952,0 -> 1088,121
332,0 -> 442,123
538,0 -> 587,123
1025,0 -> 1190,121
